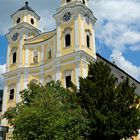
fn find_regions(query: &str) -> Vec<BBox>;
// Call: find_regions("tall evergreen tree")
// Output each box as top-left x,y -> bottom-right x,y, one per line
78,61 -> 140,140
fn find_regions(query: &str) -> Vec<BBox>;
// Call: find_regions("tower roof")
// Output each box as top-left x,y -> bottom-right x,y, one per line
18,1 -> 34,12
11,1 -> 40,20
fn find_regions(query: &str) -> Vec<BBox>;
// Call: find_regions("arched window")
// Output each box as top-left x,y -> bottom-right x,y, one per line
16,18 -> 20,24
31,18 -> 34,25
65,34 -> 71,47
9,89 -> 14,100
48,49 -> 52,59
33,50 -> 38,63
13,52 -> 17,63
86,35 -> 90,48
66,0 -> 71,3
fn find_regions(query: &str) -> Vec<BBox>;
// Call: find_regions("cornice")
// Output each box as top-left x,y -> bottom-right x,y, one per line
3,50 -> 95,78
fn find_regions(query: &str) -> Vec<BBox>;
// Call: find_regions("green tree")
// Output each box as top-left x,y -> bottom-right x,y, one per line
4,81 -> 85,140
78,61 -> 140,140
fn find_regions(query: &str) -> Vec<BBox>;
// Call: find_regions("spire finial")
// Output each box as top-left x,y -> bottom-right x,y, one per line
25,1 -> 29,6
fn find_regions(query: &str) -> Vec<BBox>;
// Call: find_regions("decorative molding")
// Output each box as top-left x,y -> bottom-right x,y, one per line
3,50 -> 95,79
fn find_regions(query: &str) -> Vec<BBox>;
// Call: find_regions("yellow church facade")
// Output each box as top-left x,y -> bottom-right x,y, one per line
1,0 -> 140,140
1,0 -> 97,132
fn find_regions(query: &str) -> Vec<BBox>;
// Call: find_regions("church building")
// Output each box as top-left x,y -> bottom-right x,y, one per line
1,0 -> 140,139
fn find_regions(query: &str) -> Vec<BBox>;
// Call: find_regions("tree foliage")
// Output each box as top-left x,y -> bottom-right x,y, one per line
4,81 -> 85,140
4,61 -> 140,140
78,61 -> 140,140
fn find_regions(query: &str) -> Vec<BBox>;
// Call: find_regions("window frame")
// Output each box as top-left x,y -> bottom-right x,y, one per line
64,70 -> 72,88
13,52 -> 17,64
63,28 -> 72,48
85,29 -> 92,49
9,89 -> 14,100
65,34 -> 71,47
11,47 -> 17,64
86,34 -> 90,48
47,48 -> 52,59
33,50 -> 39,63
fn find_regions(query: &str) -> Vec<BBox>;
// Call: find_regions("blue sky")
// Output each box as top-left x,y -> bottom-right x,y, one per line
0,0 -> 140,89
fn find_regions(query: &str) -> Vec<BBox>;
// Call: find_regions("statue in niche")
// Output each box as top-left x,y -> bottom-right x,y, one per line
33,50 -> 38,63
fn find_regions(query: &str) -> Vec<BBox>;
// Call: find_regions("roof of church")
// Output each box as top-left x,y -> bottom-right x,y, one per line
11,1 -> 40,20
96,53 -> 140,84
24,29 -> 56,45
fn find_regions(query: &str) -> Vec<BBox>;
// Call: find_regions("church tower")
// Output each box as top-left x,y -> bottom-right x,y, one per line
6,1 -> 40,72
54,0 -> 96,58
2,2 -> 40,127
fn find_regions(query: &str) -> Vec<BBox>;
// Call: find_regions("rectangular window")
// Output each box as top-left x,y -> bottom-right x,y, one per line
65,75 -> 71,88
48,49 -> 52,59
13,52 -> 17,63
10,89 -> 14,100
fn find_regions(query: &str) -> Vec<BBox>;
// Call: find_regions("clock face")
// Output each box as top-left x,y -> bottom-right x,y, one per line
12,33 -> 19,41
62,12 -> 72,22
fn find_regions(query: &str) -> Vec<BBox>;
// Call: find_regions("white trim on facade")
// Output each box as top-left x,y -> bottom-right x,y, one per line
6,44 -> 10,72
16,76 -> 21,103
25,48 -> 29,67
2,84 -> 8,115
56,20 -> 61,57
24,15 -> 27,22
40,66 -> 44,84
41,46 -> 44,64
82,61 -> 88,78
23,70 -> 29,89
74,15 -> 79,51
18,38 -> 23,68
92,25 -> 97,59
75,55 -> 81,89
81,18 -> 85,47
55,59 -> 61,81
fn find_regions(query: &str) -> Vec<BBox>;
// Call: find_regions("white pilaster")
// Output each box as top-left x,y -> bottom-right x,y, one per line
41,46 -> 44,64
24,76 -> 28,89
54,36 -> 56,58
16,76 -> 21,103
23,70 -> 29,89
24,15 -> 27,22
25,48 -> 29,67
92,24 -> 97,59
81,18 -> 85,47
55,60 -> 61,81
75,56 -> 81,89
2,83 -> 8,115
1,81 -> 9,127
56,20 -> 61,57
6,44 -> 10,72
40,67 -> 44,84
18,38 -> 23,68
74,15 -> 79,51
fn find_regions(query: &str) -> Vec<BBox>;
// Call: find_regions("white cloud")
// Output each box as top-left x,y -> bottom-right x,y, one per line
0,0 -> 140,81
111,51 -> 140,80
0,64 -> 6,89
130,45 -> 140,51
89,0 -> 140,80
